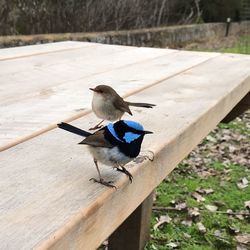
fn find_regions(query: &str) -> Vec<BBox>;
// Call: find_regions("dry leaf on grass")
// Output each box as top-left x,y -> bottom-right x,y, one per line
213,201 -> 226,207
214,230 -> 222,237
235,234 -> 250,244
166,242 -> 179,248
153,215 -> 172,230
244,200 -> 250,210
228,226 -> 240,235
175,202 -> 187,211
188,207 -> 200,218
236,244 -> 248,250
205,204 -> 218,212
191,192 -> 205,202
197,222 -> 206,233
181,219 -> 192,227
237,177 -> 249,189
196,188 -> 214,195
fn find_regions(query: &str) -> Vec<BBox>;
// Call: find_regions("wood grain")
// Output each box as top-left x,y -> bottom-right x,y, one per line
0,50 -> 249,249
0,42 -> 218,151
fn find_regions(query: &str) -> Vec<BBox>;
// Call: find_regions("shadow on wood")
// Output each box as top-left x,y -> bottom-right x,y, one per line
222,92 -> 250,123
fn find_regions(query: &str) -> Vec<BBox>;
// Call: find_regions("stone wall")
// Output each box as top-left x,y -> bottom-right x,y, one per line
0,21 -> 249,48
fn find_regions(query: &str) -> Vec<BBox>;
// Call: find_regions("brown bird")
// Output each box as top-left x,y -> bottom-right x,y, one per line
89,85 -> 155,130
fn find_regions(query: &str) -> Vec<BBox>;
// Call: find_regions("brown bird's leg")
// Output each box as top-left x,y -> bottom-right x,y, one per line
116,165 -> 133,183
89,120 -> 104,130
89,159 -> 116,188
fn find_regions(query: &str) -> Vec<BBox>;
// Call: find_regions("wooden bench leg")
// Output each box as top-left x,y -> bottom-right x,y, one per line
108,191 -> 154,250
222,92 -> 250,123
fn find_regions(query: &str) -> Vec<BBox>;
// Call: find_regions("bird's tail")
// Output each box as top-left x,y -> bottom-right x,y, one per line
126,102 -> 156,108
57,122 -> 91,137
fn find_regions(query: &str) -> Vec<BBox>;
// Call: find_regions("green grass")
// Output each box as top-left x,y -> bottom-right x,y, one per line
221,35 -> 250,55
147,162 -> 250,249
146,112 -> 250,249
191,35 -> 250,55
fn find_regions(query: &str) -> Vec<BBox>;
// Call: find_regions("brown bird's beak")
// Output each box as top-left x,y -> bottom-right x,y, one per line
89,87 -> 96,92
144,130 -> 153,134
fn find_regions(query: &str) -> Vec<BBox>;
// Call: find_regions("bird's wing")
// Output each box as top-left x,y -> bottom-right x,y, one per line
113,96 -> 132,116
79,130 -> 114,148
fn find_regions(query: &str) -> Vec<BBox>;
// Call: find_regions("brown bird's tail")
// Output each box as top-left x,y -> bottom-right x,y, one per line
126,102 -> 156,108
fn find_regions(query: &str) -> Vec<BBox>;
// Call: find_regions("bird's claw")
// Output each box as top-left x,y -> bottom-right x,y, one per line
89,178 -> 117,189
89,125 -> 104,131
116,167 -> 133,183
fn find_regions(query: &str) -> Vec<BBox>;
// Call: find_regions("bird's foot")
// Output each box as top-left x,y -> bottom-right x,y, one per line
116,166 -> 133,183
89,178 -> 117,189
134,150 -> 154,163
89,124 -> 104,131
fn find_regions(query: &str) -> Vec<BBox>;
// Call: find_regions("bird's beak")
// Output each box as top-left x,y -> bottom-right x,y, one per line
144,130 -> 153,134
89,88 -> 96,92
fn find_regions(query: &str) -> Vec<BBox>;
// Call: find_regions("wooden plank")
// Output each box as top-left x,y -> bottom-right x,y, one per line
0,53 -> 249,250
0,41 -> 95,61
109,192 -> 154,250
0,49 -> 217,151
0,45 -> 171,105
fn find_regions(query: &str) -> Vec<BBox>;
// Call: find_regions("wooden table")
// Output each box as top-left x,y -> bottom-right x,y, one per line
0,41 -> 249,250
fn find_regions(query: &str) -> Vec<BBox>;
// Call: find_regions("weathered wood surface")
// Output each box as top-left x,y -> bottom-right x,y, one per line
0,42 -> 250,250
0,42 -> 218,151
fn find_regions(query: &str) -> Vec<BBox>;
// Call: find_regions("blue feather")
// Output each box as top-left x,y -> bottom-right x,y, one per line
107,123 -> 123,142
123,120 -> 144,131
123,132 -> 140,143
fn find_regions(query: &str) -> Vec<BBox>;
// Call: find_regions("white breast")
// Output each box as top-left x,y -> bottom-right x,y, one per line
92,93 -> 124,121
88,146 -> 132,167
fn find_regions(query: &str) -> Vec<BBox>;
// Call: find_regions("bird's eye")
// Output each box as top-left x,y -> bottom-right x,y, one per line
99,90 -> 103,93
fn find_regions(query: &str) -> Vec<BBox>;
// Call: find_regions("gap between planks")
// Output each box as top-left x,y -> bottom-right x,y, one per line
0,52 -> 221,152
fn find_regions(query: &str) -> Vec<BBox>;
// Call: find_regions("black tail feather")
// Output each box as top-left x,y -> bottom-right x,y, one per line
57,122 -> 91,137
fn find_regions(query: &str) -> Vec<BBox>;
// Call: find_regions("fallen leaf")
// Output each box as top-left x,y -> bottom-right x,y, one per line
196,188 -> 214,195
175,202 -> 187,211
228,226 -> 240,235
235,214 -> 245,221
213,201 -> 226,207
181,219 -> 192,227
214,230 -> 222,237
235,234 -> 250,244
188,207 -> 200,218
236,244 -> 248,250
206,135 -> 216,142
166,242 -> 179,248
203,188 -> 214,194
205,204 -> 218,212
153,215 -> 172,230
237,177 -> 249,189
244,201 -> 250,210
197,222 -> 206,233
183,233 -> 191,239
191,192 -> 205,202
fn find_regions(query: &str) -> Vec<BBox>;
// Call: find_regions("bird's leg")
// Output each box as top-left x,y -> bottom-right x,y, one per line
116,165 -> 133,183
89,120 -> 104,130
89,159 -> 116,189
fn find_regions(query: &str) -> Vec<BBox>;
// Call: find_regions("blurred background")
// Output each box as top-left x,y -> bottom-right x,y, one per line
0,0 -> 246,35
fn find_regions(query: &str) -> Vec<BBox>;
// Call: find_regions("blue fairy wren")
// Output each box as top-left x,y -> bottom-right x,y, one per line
89,85 -> 156,130
57,120 -> 153,188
